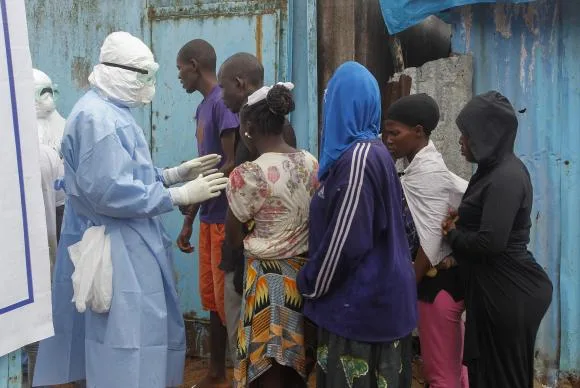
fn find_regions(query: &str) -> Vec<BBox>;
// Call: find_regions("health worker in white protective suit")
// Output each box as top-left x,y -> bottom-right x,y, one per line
33,68 -> 66,154
33,69 -> 66,268
33,31 -> 228,388
37,143 -> 63,274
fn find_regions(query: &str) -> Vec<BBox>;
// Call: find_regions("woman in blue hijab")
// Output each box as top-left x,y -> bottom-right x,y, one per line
298,62 -> 417,388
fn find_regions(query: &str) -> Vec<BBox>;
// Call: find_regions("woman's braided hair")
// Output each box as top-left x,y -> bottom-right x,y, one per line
240,84 -> 295,136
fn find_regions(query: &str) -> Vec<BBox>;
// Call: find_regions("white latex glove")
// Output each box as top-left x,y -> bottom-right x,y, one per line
163,154 -> 222,186
169,173 -> 229,206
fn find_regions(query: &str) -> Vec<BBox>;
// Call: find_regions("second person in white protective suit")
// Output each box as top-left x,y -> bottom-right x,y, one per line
33,68 -> 66,154
34,68 -> 66,241
38,143 -> 63,275
33,31 -> 228,388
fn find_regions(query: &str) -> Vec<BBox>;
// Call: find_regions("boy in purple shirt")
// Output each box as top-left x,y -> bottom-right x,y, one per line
176,39 -> 238,388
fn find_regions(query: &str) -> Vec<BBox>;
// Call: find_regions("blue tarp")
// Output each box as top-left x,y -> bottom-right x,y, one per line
379,0 -> 535,34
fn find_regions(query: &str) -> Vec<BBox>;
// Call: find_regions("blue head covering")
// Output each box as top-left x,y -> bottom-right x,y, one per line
318,61 -> 381,179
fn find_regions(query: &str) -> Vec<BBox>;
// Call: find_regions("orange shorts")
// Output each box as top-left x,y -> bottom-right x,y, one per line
199,222 -> 226,324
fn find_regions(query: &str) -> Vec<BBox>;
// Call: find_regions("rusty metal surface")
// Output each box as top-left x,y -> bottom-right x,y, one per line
381,73 -> 412,146
316,0 -> 452,137
317,0 -> 392,137
384,73 -> 413,108
451,1 -> 580,384
147,0 -> 286,20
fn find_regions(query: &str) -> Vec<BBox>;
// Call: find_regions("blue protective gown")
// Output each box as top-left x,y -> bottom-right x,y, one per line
33,89 -> 186,388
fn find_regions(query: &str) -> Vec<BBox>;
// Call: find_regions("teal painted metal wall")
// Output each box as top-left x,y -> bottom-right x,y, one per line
0,352 -> 21,388
450,1 -> 580,383
26,0 -> 151,137
25,0 -> 318,316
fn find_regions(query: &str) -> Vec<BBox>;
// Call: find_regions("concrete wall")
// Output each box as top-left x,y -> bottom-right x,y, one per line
390,55 -> 474,179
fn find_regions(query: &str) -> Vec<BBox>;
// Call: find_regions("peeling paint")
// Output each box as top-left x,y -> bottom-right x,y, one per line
71,56 -> 91,89
548,2 -> 560,60
147,0 -> 280,21
255,14 -> 263,64
451,1 -> 580,381
494,4 -> 512,39
461,6 -> 472,52
0,350 -> 22,387
523,4 -> 539,35
528,38 -> 539,87
519,32 -> 528,90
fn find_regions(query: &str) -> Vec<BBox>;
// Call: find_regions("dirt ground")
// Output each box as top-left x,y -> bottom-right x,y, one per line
49,357 -> 425,387
52,357 -> 551,388
179,357 -> 553,388
180,357 -> 425,388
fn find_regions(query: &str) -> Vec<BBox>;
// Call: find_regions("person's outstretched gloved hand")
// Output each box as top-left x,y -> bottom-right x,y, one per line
163,154 -> 221,186
169,172 -> 228,206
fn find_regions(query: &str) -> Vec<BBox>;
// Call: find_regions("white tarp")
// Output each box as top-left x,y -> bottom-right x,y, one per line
0,0 -> 53,357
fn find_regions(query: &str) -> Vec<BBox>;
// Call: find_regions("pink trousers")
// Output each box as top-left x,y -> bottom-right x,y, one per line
418,290 -> 469,388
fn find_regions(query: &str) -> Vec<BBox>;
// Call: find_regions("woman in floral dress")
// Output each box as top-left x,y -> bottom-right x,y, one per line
226,83 -> 319,388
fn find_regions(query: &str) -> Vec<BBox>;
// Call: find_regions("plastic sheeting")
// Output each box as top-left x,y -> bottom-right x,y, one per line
0,0 -> 54,357
379,0 -> 534,34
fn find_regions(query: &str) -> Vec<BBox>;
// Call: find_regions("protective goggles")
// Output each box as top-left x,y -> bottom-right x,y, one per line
35,85 -> 59,101
102,61 -> 159,85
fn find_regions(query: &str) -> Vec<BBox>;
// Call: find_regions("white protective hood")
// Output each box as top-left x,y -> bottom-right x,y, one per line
33,69 -> 65,154
401,141 -> 468,266
88,31 -> 159,108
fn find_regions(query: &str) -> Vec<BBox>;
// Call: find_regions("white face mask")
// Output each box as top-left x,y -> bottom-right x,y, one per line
35,92 -> 56,118
33,69 -> 59,117
136,84 -> 156,105
89,62 -> 158,108
130,64 -> 157,106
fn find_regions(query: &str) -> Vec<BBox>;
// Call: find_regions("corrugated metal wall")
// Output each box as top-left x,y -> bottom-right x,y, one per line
450,1 -> 580,383
25,0 -> 318,317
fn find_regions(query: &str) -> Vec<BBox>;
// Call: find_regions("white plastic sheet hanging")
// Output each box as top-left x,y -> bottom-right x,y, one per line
69,226 -> 113,314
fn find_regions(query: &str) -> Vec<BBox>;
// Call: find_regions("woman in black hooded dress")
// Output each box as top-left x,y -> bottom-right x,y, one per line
442,91 -> 553,388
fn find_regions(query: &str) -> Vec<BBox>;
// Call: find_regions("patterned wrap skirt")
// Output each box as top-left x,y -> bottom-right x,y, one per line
234,256 -> 314,387
316,328 -> 413,388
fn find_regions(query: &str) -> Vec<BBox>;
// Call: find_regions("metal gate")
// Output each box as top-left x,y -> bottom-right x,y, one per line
148,0 -> 290,313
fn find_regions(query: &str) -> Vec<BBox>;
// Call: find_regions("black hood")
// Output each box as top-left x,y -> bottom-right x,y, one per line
456,91 -> 518,165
